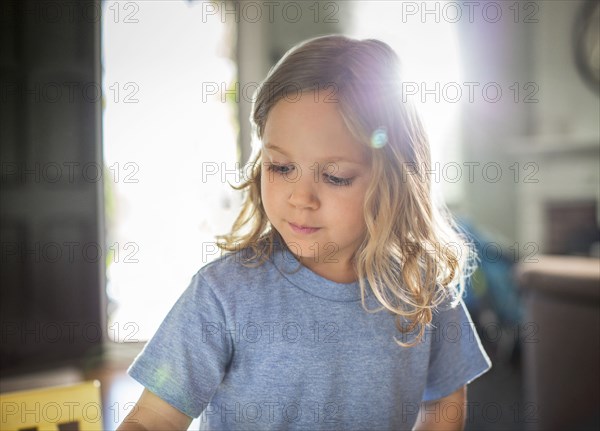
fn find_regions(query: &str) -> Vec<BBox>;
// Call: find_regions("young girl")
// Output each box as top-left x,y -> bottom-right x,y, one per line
119,35 -> 491,431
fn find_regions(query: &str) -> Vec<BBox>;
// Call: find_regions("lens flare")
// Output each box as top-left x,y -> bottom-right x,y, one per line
370,127 -> 388,148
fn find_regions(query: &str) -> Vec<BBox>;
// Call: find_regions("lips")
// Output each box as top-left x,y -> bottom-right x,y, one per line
288,222 -> 321,234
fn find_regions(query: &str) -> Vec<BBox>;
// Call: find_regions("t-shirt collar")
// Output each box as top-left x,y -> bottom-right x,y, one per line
269,235 -> 369,302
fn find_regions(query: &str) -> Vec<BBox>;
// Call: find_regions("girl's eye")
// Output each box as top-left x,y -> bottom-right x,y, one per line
266,163 -> 293,175
266,163 -> 354,187
323,173 -> 354,187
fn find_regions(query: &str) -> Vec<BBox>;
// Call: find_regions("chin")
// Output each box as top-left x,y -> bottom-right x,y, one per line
279,234 -> 312,255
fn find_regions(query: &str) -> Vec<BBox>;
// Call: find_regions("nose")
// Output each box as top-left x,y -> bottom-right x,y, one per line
287,174 -> 319,210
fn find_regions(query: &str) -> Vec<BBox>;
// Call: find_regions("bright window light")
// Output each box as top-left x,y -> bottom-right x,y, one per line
101,1 -> 238,342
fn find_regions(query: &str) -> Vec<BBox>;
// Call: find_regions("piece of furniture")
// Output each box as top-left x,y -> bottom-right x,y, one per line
516,255 -> 600,431
0,380 -> 102,431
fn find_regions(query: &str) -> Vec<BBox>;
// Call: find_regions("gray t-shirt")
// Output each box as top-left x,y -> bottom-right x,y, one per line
128,240 -> 491,430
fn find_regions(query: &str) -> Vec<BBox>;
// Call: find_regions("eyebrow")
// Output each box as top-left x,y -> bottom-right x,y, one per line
263,142 -> 365,165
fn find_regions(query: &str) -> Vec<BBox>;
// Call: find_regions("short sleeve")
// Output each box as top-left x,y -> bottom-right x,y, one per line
127,272 -> 233,418
422,297 -> 492,402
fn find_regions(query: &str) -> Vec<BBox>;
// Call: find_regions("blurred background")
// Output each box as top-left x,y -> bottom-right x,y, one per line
1,0 -> 599,430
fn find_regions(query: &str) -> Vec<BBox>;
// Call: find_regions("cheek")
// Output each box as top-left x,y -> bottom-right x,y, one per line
331,188 -> 367,226
260,173 -> 282,214
262,172 -> 289,196
327,193 -> 365,221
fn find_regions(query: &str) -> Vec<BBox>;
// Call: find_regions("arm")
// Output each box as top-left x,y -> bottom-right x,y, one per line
413,385 -> 467,431
117,388 -> 193,431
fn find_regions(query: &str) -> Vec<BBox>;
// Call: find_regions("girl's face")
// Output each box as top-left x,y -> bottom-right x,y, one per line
260,91 -> 372,283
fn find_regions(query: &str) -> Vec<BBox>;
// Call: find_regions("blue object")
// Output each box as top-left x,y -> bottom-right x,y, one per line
457,218 -> 523,326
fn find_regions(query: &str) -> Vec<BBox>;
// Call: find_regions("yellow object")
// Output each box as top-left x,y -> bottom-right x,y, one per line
0,380 -> 102,431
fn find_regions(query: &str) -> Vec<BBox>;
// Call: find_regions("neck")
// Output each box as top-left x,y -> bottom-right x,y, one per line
298,255 -> 359,284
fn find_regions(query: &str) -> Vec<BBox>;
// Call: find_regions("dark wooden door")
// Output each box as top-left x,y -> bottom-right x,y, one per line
1,0 -> 105,375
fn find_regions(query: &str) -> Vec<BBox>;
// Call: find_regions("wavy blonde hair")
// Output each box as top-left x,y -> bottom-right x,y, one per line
216,34 -> 477,346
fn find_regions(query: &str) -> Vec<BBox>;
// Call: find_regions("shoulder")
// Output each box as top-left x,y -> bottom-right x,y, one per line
190,245 -> 277,302
428,282 -> 465,318
430,294 -> 469,326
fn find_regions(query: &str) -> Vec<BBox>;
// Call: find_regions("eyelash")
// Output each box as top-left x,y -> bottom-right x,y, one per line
266,163 -> 355,187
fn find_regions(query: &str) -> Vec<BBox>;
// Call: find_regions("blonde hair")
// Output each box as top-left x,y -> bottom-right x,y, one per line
216,34 -> 477,346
